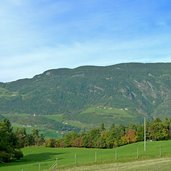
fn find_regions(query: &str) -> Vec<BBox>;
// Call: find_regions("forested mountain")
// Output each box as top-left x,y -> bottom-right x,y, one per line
1,63 -> 171,134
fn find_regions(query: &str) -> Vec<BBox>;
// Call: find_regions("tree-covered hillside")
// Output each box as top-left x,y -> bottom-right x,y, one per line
1,63 -> 171,132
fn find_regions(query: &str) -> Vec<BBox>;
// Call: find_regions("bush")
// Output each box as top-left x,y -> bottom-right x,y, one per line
0,151 -> 11,163
13,150 -> 23,160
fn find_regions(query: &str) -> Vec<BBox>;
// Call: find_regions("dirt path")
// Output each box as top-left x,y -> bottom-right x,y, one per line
57,157 -> 171,171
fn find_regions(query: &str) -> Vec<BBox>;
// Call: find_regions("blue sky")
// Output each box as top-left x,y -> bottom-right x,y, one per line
0,0 -> 171,82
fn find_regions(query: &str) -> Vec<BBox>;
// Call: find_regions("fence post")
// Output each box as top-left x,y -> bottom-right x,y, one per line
137,146 -> 139,159
38,163 -> 40,171
95,151 -> 97,163
55,158 -> 58,170
115,148 -> 117,160
75,153 -> 77,165
159,145 -> 162,157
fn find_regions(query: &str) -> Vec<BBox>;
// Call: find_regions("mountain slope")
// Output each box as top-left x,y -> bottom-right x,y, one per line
1,63 -> 171,132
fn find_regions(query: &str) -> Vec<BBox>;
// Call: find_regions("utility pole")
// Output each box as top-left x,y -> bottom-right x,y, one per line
144,117 -> 146,152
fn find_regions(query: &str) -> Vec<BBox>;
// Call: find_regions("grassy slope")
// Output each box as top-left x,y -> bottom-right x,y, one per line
1,113 -> 76,138
1,140 -> 171,171
1,106 -> 140,139
66,106 -> 140,128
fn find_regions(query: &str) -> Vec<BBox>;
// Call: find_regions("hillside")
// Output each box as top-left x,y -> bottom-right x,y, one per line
1,63 -> 171,134
2,140 -> 171,171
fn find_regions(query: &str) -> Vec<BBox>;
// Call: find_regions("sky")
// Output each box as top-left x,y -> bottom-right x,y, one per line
0,0 -> 171,82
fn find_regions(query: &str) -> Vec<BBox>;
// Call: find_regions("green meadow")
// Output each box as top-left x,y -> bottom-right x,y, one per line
1,140 -> 171,171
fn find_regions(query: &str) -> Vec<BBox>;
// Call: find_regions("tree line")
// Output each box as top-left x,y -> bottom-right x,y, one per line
0,119 -> 44,163
45,118 -> 171,148
1,117 -> 171,163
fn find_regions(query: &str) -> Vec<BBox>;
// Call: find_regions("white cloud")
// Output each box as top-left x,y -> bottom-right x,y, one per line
0,0 -> 171,82
1,32 -> 171,82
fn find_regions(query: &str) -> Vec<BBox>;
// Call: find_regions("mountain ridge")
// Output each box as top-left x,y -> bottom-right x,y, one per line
1,62 -> 171,135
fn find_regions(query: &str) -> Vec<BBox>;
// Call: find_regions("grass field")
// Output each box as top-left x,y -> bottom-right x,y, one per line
1,140 -> 171,171
66,106 -> 140,128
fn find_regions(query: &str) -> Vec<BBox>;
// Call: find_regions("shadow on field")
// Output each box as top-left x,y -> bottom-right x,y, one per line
1,152 -> 64,167
23,152 -> 63,162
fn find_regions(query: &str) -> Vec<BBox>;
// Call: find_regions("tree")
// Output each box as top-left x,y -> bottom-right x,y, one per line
45,138 -> 57,147
100,123 -> 105,131
136,125 -> 144,141
31,129 -> 45,146
0,119 -> 23,163
82,128 -> 101,148
148,118 -> 168,141
122,129 -> 137,144
15,128 -> 28,148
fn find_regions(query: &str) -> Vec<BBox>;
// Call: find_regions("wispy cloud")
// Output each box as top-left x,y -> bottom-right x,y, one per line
0,0 -> 171,82
1,31 -> 171,82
